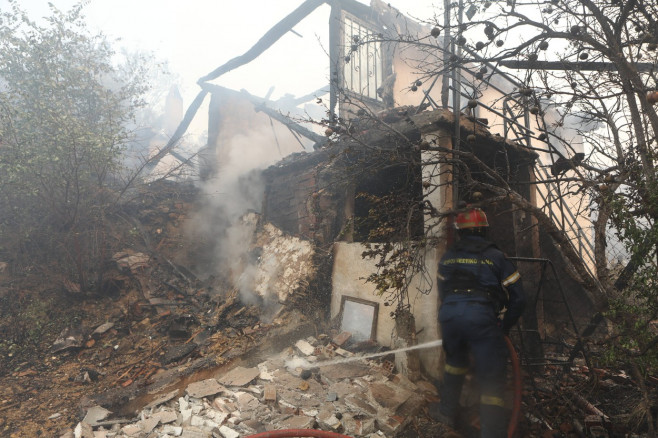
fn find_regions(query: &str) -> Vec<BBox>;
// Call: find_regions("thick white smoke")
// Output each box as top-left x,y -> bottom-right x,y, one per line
186,98 -> 311,311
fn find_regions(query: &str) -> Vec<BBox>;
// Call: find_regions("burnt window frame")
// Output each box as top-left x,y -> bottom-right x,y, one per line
341,13 -> 387,103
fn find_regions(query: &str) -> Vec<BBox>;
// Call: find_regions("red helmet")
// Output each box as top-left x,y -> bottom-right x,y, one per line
455,208 -> 489,229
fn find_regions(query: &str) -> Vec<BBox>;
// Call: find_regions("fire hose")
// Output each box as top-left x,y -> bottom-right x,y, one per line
244,431 -> 352,438
245,337 -> 522,438
505,334 -> 522,438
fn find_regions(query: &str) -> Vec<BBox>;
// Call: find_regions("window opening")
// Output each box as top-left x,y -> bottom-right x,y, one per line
339,296 -> 379,342
343,16 -> 383,101
353,163 -> 424,242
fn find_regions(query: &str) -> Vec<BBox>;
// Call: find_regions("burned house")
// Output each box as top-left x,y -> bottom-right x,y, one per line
259,106 -> 544,377
154,0 -> 600,378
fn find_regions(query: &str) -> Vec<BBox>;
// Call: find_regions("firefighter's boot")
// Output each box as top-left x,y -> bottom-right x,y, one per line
480,401 -> 508,438
434,369 -> 467,426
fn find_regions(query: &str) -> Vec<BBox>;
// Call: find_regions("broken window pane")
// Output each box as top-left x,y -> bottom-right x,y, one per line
340,296 -> 378,342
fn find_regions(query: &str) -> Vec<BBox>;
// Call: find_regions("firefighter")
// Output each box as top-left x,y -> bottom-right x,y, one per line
433,207 -> 526,438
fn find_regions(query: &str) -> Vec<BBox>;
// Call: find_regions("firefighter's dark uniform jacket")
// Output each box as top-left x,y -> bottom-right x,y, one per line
437,235 -> 525,438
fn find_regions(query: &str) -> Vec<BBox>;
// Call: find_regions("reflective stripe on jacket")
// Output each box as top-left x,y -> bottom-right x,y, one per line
439,235 -> 526,329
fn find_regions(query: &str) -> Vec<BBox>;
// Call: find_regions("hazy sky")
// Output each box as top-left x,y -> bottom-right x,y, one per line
18,1 -> 439,100
10,1 -> 439,136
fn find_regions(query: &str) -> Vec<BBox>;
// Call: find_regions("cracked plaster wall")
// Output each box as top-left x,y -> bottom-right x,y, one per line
330,242 -> 442,379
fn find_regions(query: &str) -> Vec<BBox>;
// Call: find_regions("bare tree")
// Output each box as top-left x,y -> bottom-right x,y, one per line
331,1 -> 658,419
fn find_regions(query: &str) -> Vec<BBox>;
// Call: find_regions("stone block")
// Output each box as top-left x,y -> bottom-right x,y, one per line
205,419 -> 220,430
259,368 -> 275,381
395,392 -> 424,419
180,426 -> 211,438
280,415 -> 316,430
82,406 -> 112,427
236,391 -> 259,411
162,424 -> 183,436
218,425 -> 240,438
120,424 -> 142,437
245,385 -> 263,396
264,384 -> 277,402
206,410 -> 228,425
369,382 -> 412,411
389,373 -> 418,391
217,366 -> 260,387
241,419 -> 266,434
334,347 -> 353,357
295,339 -> 315,356
377,415 -> 405,435
332,331 -> 352,347
190,415 -> 206,427
327,362 -> 371,381
73,422 -> 94,438
213,398 -> 237,414
343,414 -> 376,436
181,408 -> 193,424
344,394 -> 378,415
186,379 -> 227,398
139,417 -> 159,434
317,409 -> 341,431
152,409 -> 178,424
278,399 -> 299,415
301,407 -> 319,417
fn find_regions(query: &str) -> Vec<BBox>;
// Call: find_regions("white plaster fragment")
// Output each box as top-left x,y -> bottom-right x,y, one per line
152,409 -> 178,424
180,408 -> 193,424
295,339 -> 315,356
206,410 -> 228,425
218,425 -> 240,438
162,425 -> 183,436
120,424 -> 142,437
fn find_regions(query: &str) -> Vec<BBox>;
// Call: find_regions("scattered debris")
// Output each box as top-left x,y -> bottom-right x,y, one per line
52,326 -> 85,353
91,323 -> 115,338
113,251 -> 151,274
59,332 -> 434,437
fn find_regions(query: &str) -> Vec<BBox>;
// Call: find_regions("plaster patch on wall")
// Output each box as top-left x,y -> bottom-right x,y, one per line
253,223 -> 315,303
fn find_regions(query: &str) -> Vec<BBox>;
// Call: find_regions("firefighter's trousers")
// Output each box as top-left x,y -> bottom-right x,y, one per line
439,299 -> 508,438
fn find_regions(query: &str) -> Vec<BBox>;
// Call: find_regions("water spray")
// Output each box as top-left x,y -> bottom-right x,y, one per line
285,339 -> 443,371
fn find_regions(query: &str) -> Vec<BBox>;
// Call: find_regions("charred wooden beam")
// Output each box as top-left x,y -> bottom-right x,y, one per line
143,89 -> 209,172
200,83 -> 327,146
198,0 -> 328,83
146,0 -> 328,172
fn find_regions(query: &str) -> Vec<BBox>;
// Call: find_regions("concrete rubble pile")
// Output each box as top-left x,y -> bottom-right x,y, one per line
66,334 -> 437,438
